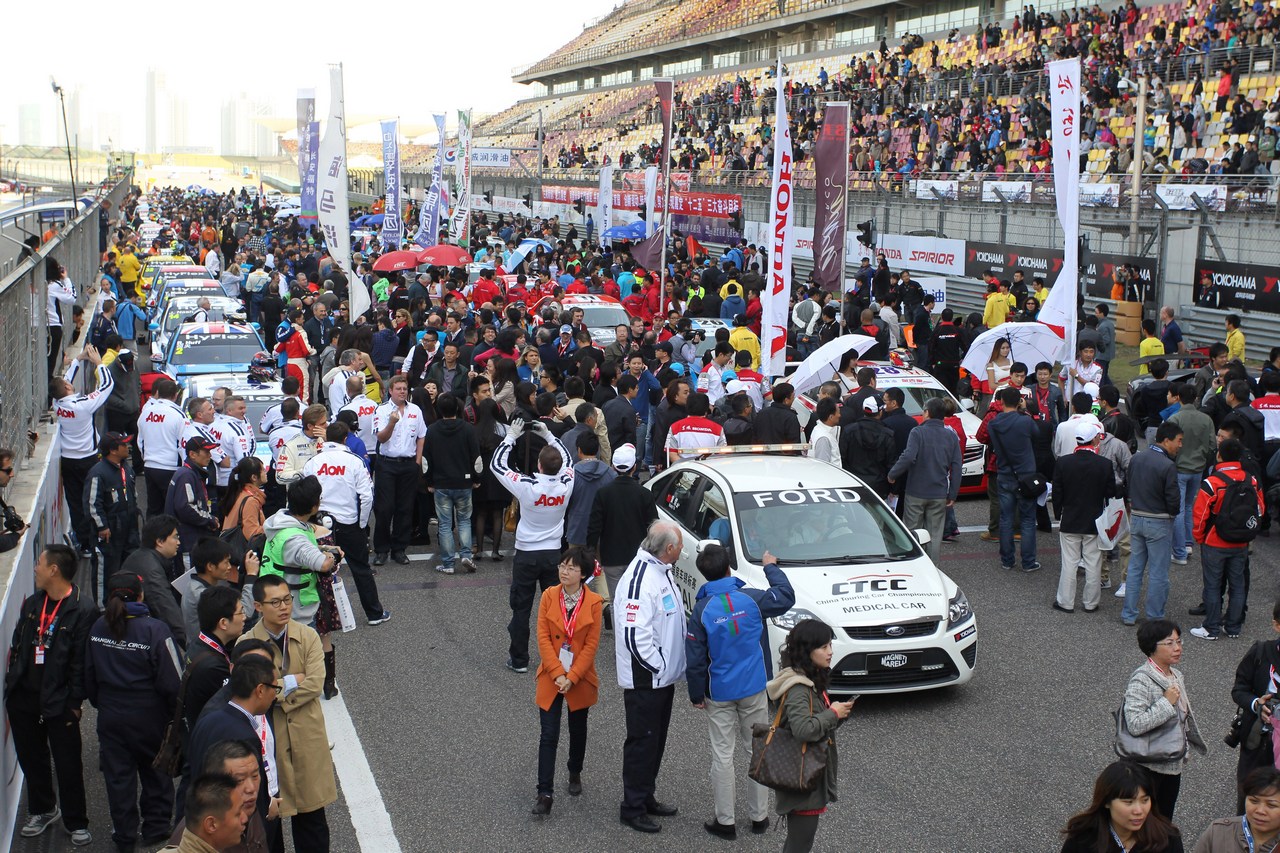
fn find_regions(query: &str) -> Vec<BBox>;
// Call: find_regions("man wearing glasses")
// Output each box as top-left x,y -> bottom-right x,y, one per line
243,574 -> 337,853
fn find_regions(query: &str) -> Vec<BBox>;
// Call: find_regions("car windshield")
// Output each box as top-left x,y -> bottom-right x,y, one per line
732,489 -> 921,565
169,333 -> 262,366
580,304 -> 630,331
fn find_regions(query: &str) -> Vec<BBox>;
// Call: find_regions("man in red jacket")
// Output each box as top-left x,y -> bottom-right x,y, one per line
1190,437 -> 1264,640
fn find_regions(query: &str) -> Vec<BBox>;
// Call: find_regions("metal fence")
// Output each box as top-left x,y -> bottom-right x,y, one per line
0,178 -> 130,470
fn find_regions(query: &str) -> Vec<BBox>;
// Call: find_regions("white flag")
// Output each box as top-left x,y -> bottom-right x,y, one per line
643,166 -> 658,238
598,165 -> 614,247
762,61 -> 793,377
1039,57 -> 1081,361
448,110 -> 472,248
316,65 -> 351,277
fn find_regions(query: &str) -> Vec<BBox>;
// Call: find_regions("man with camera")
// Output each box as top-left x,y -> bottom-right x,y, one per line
0,447 -> 29,553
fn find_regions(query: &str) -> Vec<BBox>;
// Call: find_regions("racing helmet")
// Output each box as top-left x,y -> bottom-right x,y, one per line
248,351 -> 277,383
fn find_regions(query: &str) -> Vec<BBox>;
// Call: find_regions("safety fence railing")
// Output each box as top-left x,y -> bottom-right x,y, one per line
0,177 -> 130,470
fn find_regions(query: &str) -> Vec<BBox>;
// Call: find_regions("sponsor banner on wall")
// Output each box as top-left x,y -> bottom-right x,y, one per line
471,147 -> 512,168
965,240 -> 1064,280
914,179 -> 959,200
1193,258 -> 1280,313
1083,253 -> 1158,300
981,180 -> 1033,203
916,276 -> 947,311
1080,182 -> 1121,207
854,233 -> 967,276
670,214 -> 742,245
1153,183 -> 1228,211
541,185 -> 740,218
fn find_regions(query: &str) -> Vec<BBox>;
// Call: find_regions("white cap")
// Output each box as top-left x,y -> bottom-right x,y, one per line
725,379 -> 746,395
1075,420 -> 1103,445
1082,381 -> 1101,399
612,443 -> 637,471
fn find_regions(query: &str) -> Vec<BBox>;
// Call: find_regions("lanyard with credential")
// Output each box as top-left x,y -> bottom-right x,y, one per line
1245,815 -> 1256,853
197,632 -> 229,664
560,589 -> 582,642
1108,824 -> 1130,853
38,595 -> 65,648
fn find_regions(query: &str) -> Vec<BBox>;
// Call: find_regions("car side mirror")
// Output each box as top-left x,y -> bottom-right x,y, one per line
695,538 -> 720,554
914,528 -> 932,546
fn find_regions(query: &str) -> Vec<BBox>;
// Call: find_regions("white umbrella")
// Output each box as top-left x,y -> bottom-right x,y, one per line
785,334 -> 878,397
960,321 -> 1067,382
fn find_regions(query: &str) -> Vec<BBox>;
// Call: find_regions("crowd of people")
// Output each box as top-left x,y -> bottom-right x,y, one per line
541,0 -> 1280,181
9,177 -> 1280,853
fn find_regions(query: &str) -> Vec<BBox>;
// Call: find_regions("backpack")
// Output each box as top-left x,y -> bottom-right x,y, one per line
1211,474 -> 1261,543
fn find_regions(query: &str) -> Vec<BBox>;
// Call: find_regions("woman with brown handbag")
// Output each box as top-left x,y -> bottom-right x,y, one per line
531,546 -> 603,817
765,619 -> 853,853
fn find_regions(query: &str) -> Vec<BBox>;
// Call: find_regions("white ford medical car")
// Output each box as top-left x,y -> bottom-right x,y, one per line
647,454 -> 977,694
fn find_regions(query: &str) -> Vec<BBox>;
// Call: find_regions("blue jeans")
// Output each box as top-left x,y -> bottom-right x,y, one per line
1200,544 -> 1248,636
997,474 -> 1037,569
1122,515 -> 1173,622
639,417 -> 653,468
434,488 -> 474,568
1173,472 -> 1200,560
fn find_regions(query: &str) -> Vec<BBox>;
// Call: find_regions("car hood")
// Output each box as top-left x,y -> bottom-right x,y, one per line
797,555 -> 951,625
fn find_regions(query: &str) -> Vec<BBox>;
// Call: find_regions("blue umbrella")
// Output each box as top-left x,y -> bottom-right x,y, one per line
602,220 -> 648,241
505,237 -> 554,270
354,213 -> 385,227
185,184 -> 203,191
558,273 -> 575,286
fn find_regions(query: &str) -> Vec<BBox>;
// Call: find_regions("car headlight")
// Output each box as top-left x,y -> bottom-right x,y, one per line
947,589 -> 972,629
772,608 -> 819,631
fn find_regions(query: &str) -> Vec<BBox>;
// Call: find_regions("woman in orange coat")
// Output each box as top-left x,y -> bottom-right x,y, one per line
532,545 -> 603,817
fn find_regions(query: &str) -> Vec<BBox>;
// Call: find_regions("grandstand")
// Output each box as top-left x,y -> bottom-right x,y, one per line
465,0 -> 1280,184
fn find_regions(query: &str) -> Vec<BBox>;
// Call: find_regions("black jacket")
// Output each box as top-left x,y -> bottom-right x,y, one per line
122,547 -> 187,645
881,408 -> 918,458
424,360 -> 469,398
85,601 -> 181,714
839,418 -> 897,496
1223,403 -> 1266,463
1052,450 -> 1116,533
753,401 -> 802,445
187,699 -> 271,821
5,586 -> 96,718
183,634 -> 231,730
405,343 -> 443,389
1232,638 -> 1280,757
838,387 -> 882,427
601,395 -> 638,452
723,414 -> 755,445
586,475 -> 659,566
422,418 -> 481,489
103,359 -> 142,425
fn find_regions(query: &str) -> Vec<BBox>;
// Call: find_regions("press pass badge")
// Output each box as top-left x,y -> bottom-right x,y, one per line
559,644 -> 574,671
34,646 -> 44,665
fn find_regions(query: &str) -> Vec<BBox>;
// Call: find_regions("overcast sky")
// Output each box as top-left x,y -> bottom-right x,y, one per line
3,0 -> 622,150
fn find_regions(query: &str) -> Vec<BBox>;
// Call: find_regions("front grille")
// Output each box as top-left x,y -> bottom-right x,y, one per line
829,648 -> 960,691
844,620 -> 939,641
961,641 -> 977,669
963,445 -> 985,465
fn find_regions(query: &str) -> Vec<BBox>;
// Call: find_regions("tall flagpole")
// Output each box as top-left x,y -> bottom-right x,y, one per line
655,79 -> 675,288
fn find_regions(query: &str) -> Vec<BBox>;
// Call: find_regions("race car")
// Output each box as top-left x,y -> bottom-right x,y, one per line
149,295 -> 247,354
532,294 -> 631,347
147,278 -> 228,316
647,454 -> 977,694
138,255 -> 195,293
791,362 -> 988,495
146,265 -> 215,307
153,323 -> 266,388
186,372 -> 283,462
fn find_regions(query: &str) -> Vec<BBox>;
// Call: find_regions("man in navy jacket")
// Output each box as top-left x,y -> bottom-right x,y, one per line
685,544 -> 795,840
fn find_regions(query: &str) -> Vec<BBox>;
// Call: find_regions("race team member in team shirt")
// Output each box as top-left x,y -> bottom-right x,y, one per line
137,378 -> 186,516
52,345 -> 114,550
665,393 -> 726,464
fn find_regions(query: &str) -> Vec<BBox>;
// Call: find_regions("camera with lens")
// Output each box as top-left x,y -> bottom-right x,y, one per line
2,504 -> 24,534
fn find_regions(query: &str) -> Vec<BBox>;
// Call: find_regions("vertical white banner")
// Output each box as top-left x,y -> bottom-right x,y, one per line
598,165 -> 614,247
379,119 -> 402,249
763,60 -> 793,377
317,64 -> 352,277
1040,57 -> 1081,358
643,166 -> 658,238
449,110 -> 472,248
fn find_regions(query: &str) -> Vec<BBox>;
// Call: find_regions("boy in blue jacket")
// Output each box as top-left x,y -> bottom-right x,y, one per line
685,544 -> 795,839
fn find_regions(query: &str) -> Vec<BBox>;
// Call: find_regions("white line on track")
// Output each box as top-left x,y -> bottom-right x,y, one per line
322,694 -> 403,853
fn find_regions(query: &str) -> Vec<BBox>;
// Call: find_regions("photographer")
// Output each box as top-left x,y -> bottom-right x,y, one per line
1230,598 -> 1280,812
0,447 -> 28,553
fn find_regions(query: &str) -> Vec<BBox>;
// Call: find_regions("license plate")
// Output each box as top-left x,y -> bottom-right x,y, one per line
870,652 -> 920,671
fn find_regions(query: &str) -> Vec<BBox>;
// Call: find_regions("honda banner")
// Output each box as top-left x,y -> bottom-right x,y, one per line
857,233 -> 966,276
763,58 -> 792,377
1039,56 -> 1081,354
812,102 -> 849,291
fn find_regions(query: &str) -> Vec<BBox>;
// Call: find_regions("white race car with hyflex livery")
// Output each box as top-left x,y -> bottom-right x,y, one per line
647,454 -> 977,694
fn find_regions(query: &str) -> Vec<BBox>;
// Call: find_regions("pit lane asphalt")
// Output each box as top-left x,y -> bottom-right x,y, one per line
13,494 -> 1278,852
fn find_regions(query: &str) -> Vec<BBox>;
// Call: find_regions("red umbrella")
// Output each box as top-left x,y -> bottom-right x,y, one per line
415,244 -> 473,267
371,250 -> 421,272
